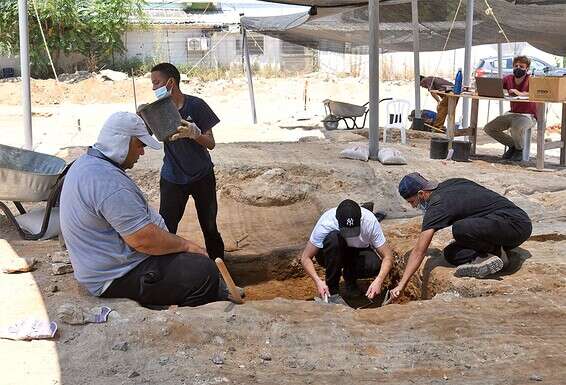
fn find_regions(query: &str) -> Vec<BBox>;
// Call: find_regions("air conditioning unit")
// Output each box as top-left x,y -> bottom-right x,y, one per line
187,37 -> 209,51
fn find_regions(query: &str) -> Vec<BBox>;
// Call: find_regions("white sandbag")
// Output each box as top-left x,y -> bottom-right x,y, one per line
340,145 -> 369,162
378,147 -> 407,165
14,207 -> 60,240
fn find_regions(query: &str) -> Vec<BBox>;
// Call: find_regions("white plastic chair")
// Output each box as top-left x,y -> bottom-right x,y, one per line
383,99 -> 410,144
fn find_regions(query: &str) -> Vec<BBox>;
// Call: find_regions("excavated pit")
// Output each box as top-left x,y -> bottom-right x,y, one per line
220,218 -> 443,307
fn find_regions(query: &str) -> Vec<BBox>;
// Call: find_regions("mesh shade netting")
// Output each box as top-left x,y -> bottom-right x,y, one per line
241,0 -> 566,55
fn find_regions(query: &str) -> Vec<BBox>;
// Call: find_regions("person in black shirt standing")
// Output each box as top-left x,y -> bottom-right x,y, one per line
391,173 -> 532,300
149,63 -> 224,260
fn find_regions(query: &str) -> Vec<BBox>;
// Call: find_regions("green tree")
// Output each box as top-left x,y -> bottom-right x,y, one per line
0,0 -> 146,78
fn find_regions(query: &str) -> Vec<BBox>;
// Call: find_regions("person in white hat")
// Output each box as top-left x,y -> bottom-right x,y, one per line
60,112 -> 233,307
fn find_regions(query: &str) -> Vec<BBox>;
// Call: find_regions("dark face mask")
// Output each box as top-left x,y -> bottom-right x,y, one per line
513,67 -> 527,78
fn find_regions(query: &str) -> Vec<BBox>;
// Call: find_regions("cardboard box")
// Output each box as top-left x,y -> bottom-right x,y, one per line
529,76 -> 566,101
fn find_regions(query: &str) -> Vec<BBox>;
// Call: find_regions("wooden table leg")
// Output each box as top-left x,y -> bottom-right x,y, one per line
470,98 -> 479,155
561,103 -> 566,166
536,103 -> 546,170
446,96 -> 457,149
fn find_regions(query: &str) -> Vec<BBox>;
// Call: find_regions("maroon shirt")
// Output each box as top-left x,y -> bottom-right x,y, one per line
502,74 -> 537,120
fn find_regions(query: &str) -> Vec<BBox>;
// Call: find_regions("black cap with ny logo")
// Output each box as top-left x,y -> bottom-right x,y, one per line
336,199 -> 361,238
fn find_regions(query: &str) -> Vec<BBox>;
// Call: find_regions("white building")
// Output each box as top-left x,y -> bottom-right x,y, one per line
124,1 -> 315,71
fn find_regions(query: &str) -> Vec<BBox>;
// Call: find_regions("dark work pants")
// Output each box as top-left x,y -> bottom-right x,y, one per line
159,173 -> 225,260
315,231 -> 382,295
443,211 -> 532,266
101,253 -> 220,307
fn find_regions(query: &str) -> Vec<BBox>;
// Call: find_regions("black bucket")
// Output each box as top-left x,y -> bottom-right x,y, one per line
452,141 -> 471,162
430,138 -> 449,159
138,96 -> 181,141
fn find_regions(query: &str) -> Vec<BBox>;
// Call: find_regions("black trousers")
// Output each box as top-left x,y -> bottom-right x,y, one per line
101,252 -> 220,307
444,211 -> 532,266
315,231 -> 382,295
159,173 -> 225,260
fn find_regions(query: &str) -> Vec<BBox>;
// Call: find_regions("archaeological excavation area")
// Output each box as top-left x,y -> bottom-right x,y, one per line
1,131 -> 565,385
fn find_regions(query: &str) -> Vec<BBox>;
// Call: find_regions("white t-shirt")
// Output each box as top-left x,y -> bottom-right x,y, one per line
309,207 -> 386,249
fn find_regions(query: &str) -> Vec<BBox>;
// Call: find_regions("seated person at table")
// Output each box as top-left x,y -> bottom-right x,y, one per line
420,75 -> 454,129
483,55 -> 537,162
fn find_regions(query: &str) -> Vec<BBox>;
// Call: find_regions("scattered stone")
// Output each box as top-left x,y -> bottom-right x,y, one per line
223,167 -> 312,207
529,374 -> 543,382
51,263 -> 73,275
49,250 -> 70,264
160,327 -> 170,336
158,356 -> 169,366
48,284 -> 59,293
226,314 -> 236,323
228,346 -> 236,352
112,342 -> 129,352
213,335 -> 224,345
127,371 -> 140,378
211,353 -> 224,365
97,69 -> 128,82
259,352 -> 272,361
58,71 -> 93,83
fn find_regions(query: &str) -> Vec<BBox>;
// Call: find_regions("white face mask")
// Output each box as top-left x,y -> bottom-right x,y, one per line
154,80 -> 171,99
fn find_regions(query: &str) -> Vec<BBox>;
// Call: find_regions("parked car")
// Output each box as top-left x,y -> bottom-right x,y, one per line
474,56 -> 566,78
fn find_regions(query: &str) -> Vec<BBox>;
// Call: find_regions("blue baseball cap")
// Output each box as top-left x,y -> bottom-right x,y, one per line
398,172 -> 438,199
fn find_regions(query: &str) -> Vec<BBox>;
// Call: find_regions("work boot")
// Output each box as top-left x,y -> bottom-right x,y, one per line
502,146 -> 516,160
218,277 -> 245,302
454,254 -> 504,278
509,148 -> 524,162
499,248 -> 510,269
344,280 -> 362,298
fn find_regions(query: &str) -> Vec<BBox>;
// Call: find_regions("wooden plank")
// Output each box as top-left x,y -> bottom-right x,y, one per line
470,98 -> 479,155
430,90 -> 566,104
536,103 -> 546,170
544,141 -> 565,150
561,103 -> 566,166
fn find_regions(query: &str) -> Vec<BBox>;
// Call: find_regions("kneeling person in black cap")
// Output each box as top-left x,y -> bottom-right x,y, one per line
299,199 -> 395,305
391,173 -> 532,300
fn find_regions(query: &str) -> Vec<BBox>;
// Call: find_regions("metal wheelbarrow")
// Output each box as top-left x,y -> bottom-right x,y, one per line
0,144 -> 70,240
322,97 -> 392,130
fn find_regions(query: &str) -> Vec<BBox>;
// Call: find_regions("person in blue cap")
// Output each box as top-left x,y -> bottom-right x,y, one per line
391,173 -> 532,300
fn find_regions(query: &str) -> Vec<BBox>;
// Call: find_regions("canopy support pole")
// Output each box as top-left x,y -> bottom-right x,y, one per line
411,0 -> 423,131
462,0 -> 474,128
242,27 -> 257,124
497,42 -> 503,116
369,0 -> 380,159
18,0 -> 33,149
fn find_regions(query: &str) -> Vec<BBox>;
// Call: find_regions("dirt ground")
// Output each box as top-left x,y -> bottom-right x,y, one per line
1,73 -> 563,154
1,75 -> 566,384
